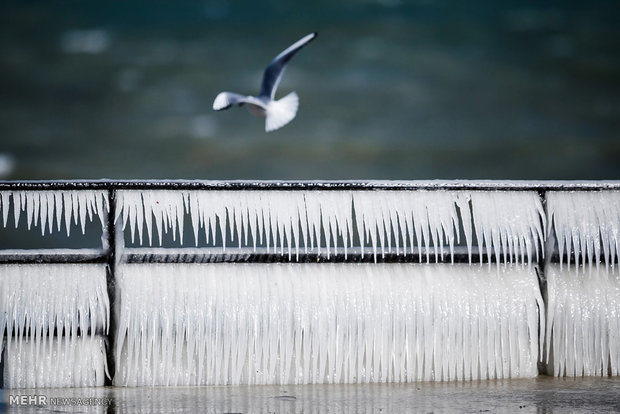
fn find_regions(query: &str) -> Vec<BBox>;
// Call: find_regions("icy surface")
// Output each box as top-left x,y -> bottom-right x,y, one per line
114,263 -> 543,386
0,264 -> 109,387
545,264 -> 620,377
0,190 -> 108,236
3,336 -> 107,388
547,191 -> 620,270
117,190 -> 545,264
22,378 -> 620,414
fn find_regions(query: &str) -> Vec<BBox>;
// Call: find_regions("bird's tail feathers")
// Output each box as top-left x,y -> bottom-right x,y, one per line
265,92 -> 299,132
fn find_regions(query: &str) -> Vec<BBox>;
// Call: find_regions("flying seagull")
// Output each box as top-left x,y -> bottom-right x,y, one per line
213,32 -> 317,132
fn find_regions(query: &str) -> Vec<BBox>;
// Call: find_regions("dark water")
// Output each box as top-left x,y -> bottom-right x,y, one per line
1,0 -> 619,180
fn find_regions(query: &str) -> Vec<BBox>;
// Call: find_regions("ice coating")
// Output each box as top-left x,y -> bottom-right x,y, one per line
114,263 -> 543,386
0,264 -> 109,387
352,191 -> 464,261
547,191 -> 620,270
116,190 -> 545,264
0,190 -> 108,236
545,264 -> 620,377
3,336 -> 107,388
0,264 -> 109,342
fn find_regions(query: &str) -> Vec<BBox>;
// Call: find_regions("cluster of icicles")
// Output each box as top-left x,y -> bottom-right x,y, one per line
0,190 -> 107,235
117,190 -> 546,265
0,189 -> 618,267
547,191 -> 620,269
1,262 -> 620,387
0,264 -> 109,387
545,264 -> 620,377
114,263 -> 543,386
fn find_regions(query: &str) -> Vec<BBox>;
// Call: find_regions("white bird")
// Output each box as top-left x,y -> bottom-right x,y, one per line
213,32 -> 317,132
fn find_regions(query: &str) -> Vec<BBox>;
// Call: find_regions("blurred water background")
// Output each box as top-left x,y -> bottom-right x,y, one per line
1,0 -> 619,180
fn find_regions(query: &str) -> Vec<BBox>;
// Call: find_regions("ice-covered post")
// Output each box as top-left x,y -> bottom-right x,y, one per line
103,187 -> 122,384
536,189 -> 549,375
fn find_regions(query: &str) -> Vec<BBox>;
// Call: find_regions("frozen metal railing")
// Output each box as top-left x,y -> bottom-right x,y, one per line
1,180 -> 620,386
0,179 -> 618,265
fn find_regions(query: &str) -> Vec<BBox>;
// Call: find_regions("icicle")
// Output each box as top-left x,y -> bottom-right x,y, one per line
62,191 -> 72,236
53,191 -> 63,232
12,192 -> 22,228
187,192 -> 200,246
456,193 -> 473,262
304,191 -> 324,255
296,194 -> 307,258
175,194 -> 185,245
141,191 -> 155,245
25,191 -> 36,230
38,191 -> 47,235
0,191 -> 9,227
95,191 -> 106,229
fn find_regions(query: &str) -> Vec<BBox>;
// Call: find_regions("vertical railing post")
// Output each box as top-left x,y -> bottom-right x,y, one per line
536,189 -> 550,376
104,187 -> 118,385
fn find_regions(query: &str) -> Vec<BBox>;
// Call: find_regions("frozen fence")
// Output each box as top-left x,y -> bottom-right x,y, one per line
0,180 -> 617,265
0,180 -> 619,388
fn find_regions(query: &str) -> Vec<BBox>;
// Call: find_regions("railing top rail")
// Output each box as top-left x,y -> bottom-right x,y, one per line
0,179 -> 619,191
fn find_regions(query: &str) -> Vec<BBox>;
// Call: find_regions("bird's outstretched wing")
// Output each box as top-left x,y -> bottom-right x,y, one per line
259,32 -> 317,100
213,92 -> 254,111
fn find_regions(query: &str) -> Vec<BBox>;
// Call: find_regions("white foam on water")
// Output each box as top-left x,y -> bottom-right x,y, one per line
545,264 -> 620,377
547,191 -> 620,270
0,190 -> 108,236
0,264 -> 109,387
116,190 -> 544,264
114,263 -> 543,386
3,336 -> 107,388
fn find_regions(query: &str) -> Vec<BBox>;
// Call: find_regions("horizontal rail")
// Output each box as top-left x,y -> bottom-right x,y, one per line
122,249 -> 536,265
0,249 -> 107,264
0,179 -> 619,191
0,247 -> 548,265
0,250 -> 593,265
124,247 -> 478,264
